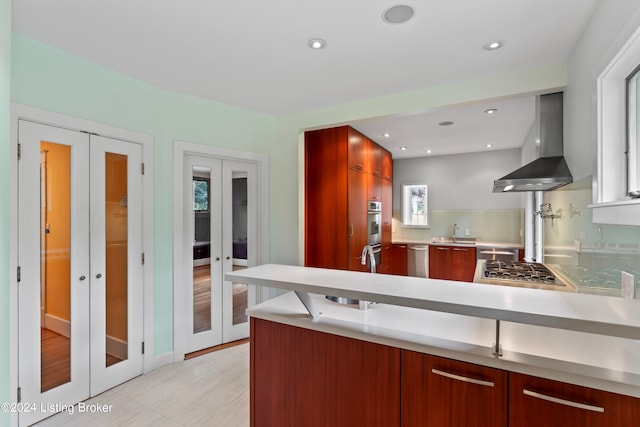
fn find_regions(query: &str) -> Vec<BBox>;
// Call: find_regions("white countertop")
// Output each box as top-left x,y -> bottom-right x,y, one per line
227,264 -> 640,396
227,264 -> 640,340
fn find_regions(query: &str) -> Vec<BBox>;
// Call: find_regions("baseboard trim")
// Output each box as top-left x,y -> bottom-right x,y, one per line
44,313 -> 70,338
106,335 -> 128,360
154,351 -> 175,369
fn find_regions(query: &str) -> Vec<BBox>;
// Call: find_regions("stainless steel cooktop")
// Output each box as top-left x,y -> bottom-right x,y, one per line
474,260 -> 577,292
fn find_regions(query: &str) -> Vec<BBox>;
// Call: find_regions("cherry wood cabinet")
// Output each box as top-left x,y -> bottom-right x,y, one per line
381,148 -> 393,181
429,245 -> 477,282
391,244 -> 408,276
402,351 -> 508,427
348,169 -> 368,272
251,318 -> 401,427
509,372 -> 640,427
305,126 -> 392,272
251,318 -> 640,427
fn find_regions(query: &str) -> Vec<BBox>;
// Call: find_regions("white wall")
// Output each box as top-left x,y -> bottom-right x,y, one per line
564,0 -> 640,181
393,149 -> 524,211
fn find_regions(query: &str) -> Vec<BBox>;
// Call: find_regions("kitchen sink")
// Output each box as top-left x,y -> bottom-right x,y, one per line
431,236 -> 477,244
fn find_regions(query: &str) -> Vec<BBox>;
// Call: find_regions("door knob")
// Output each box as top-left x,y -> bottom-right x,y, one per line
79,275 -> 86,281
216,257 -> 220,261
96,273 -> 103,279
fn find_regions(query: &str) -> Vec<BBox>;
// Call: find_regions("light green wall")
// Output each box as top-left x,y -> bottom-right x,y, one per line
1,0 -> 10,423
10,34 -> 276,357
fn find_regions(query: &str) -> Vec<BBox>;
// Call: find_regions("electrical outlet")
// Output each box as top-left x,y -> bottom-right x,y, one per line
621,271 -> 635,299
574,240 -> 581,252
464,228 -> 470,236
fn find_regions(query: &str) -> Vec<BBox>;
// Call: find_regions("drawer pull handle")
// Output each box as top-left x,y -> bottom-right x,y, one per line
436,247 -> 450,251
523,389 -> 604,413
453,248 -> 467,251
431,369 -> 494,387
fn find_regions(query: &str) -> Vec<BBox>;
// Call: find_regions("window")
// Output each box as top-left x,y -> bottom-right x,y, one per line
193,178 -> 209,212
627,65 -> 640,196
401,183 -> 429,227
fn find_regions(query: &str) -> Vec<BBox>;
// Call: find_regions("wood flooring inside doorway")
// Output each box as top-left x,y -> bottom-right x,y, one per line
193,264 -> 248,334
41,328 -> 123,392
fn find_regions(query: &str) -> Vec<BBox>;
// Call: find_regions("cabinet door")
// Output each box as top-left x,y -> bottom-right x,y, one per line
509,373 -> 640,427
391,244 -> 408,276
347,127 -> 367,172
451,247 -> 477,282
348,169 -> 368,271
402,351 -> 508,427
368,172 -> 382,202
367,138 -> 382,177
429,245 -> 452,279
381,148 -> 393,181
252,318 -> 401,427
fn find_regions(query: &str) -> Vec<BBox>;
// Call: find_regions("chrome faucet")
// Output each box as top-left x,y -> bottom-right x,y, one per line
361,245 -> 377,273
452,223 -> 459,239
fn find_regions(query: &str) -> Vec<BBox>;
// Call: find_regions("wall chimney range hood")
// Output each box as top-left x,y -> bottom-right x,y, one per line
493,92 -> 573,192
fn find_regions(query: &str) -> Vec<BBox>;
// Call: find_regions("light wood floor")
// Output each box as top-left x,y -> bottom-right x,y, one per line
35,343 -> 250,426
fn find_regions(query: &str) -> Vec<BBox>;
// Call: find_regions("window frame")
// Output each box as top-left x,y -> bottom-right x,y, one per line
401,183 -> 430,228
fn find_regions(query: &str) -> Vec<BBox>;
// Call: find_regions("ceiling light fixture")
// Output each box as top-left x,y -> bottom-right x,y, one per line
484,108 -> 498,114
307,38 -> 327,49
400,146 -> 407,151
486,144 -> 493,148
439,121 -> 454,126
383,132 -> 391,138
382,5 -> 415,24
426,149 -> 432,154
483,40 -> 504,51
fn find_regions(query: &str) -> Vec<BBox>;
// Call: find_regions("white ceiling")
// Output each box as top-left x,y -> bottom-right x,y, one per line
12,0 -> 600,157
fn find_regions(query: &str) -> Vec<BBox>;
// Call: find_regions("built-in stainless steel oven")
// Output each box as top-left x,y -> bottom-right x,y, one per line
367,201 -> 382,246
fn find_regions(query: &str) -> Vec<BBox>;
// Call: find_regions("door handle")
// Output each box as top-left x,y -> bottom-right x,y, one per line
96,273 -> 103,279
79,275 -> 86,281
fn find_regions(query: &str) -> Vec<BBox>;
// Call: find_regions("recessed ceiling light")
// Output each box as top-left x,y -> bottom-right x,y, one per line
307,38 -> 327,49
483,41 -> 504,51
400,146 -> 407,151
486,144 -> 493,148
484,108 -> 498,114
382,5 -> 415,24
439,121 -> 454,126
383,132 -> 391,138
426,149 -> 432,154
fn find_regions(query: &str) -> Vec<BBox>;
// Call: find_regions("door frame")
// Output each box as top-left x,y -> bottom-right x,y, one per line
9,104 -> 155,425
172,140 -> 270,361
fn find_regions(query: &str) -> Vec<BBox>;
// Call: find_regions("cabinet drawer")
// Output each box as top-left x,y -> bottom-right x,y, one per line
509,372 -> 640,427
402,351 -> 508,427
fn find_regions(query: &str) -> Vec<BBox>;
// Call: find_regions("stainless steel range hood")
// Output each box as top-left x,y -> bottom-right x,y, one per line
493,92 -> 573,192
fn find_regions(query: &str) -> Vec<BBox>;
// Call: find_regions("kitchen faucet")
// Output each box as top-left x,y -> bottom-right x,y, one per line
452,223 -> 459,239
361,244 -> 377,273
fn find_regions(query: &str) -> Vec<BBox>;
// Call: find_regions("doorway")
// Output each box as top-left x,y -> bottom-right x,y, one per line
173,142 -> 269,359
16,119 -> 146,426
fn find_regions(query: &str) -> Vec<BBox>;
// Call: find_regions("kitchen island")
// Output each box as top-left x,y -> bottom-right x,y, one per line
226,264 -> 640,426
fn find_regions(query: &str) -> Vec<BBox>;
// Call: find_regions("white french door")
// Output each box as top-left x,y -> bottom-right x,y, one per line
183,155 -> 258,354
17,120 -> 144,426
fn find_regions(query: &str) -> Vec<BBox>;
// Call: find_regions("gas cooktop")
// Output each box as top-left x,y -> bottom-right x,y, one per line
475,260 -> 577,292
483,260 -> 560,284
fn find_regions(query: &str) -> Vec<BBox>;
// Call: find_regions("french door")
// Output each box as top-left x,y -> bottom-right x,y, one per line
17,120 -> 144,426
183,155 -> 258,354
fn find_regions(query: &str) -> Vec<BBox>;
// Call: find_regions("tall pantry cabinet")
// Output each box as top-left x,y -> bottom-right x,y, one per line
305,126 -> 393,273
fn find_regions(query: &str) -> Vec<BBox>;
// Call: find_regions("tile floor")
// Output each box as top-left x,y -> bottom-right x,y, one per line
34,343 -> 250,426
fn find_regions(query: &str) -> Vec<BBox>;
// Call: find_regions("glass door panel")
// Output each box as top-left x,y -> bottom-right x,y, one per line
40,141 -> 72,392
231,176 -> 248,326
193,168 -> 212,334
104,153 -> 129,366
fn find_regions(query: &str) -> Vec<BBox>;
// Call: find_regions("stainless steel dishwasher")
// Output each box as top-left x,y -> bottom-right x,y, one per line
407,245 -> 429,277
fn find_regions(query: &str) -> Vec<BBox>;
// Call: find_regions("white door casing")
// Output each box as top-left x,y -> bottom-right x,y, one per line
173,140 -> 269,360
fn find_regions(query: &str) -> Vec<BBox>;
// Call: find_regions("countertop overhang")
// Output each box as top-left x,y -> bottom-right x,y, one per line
226,264 -> 640,340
